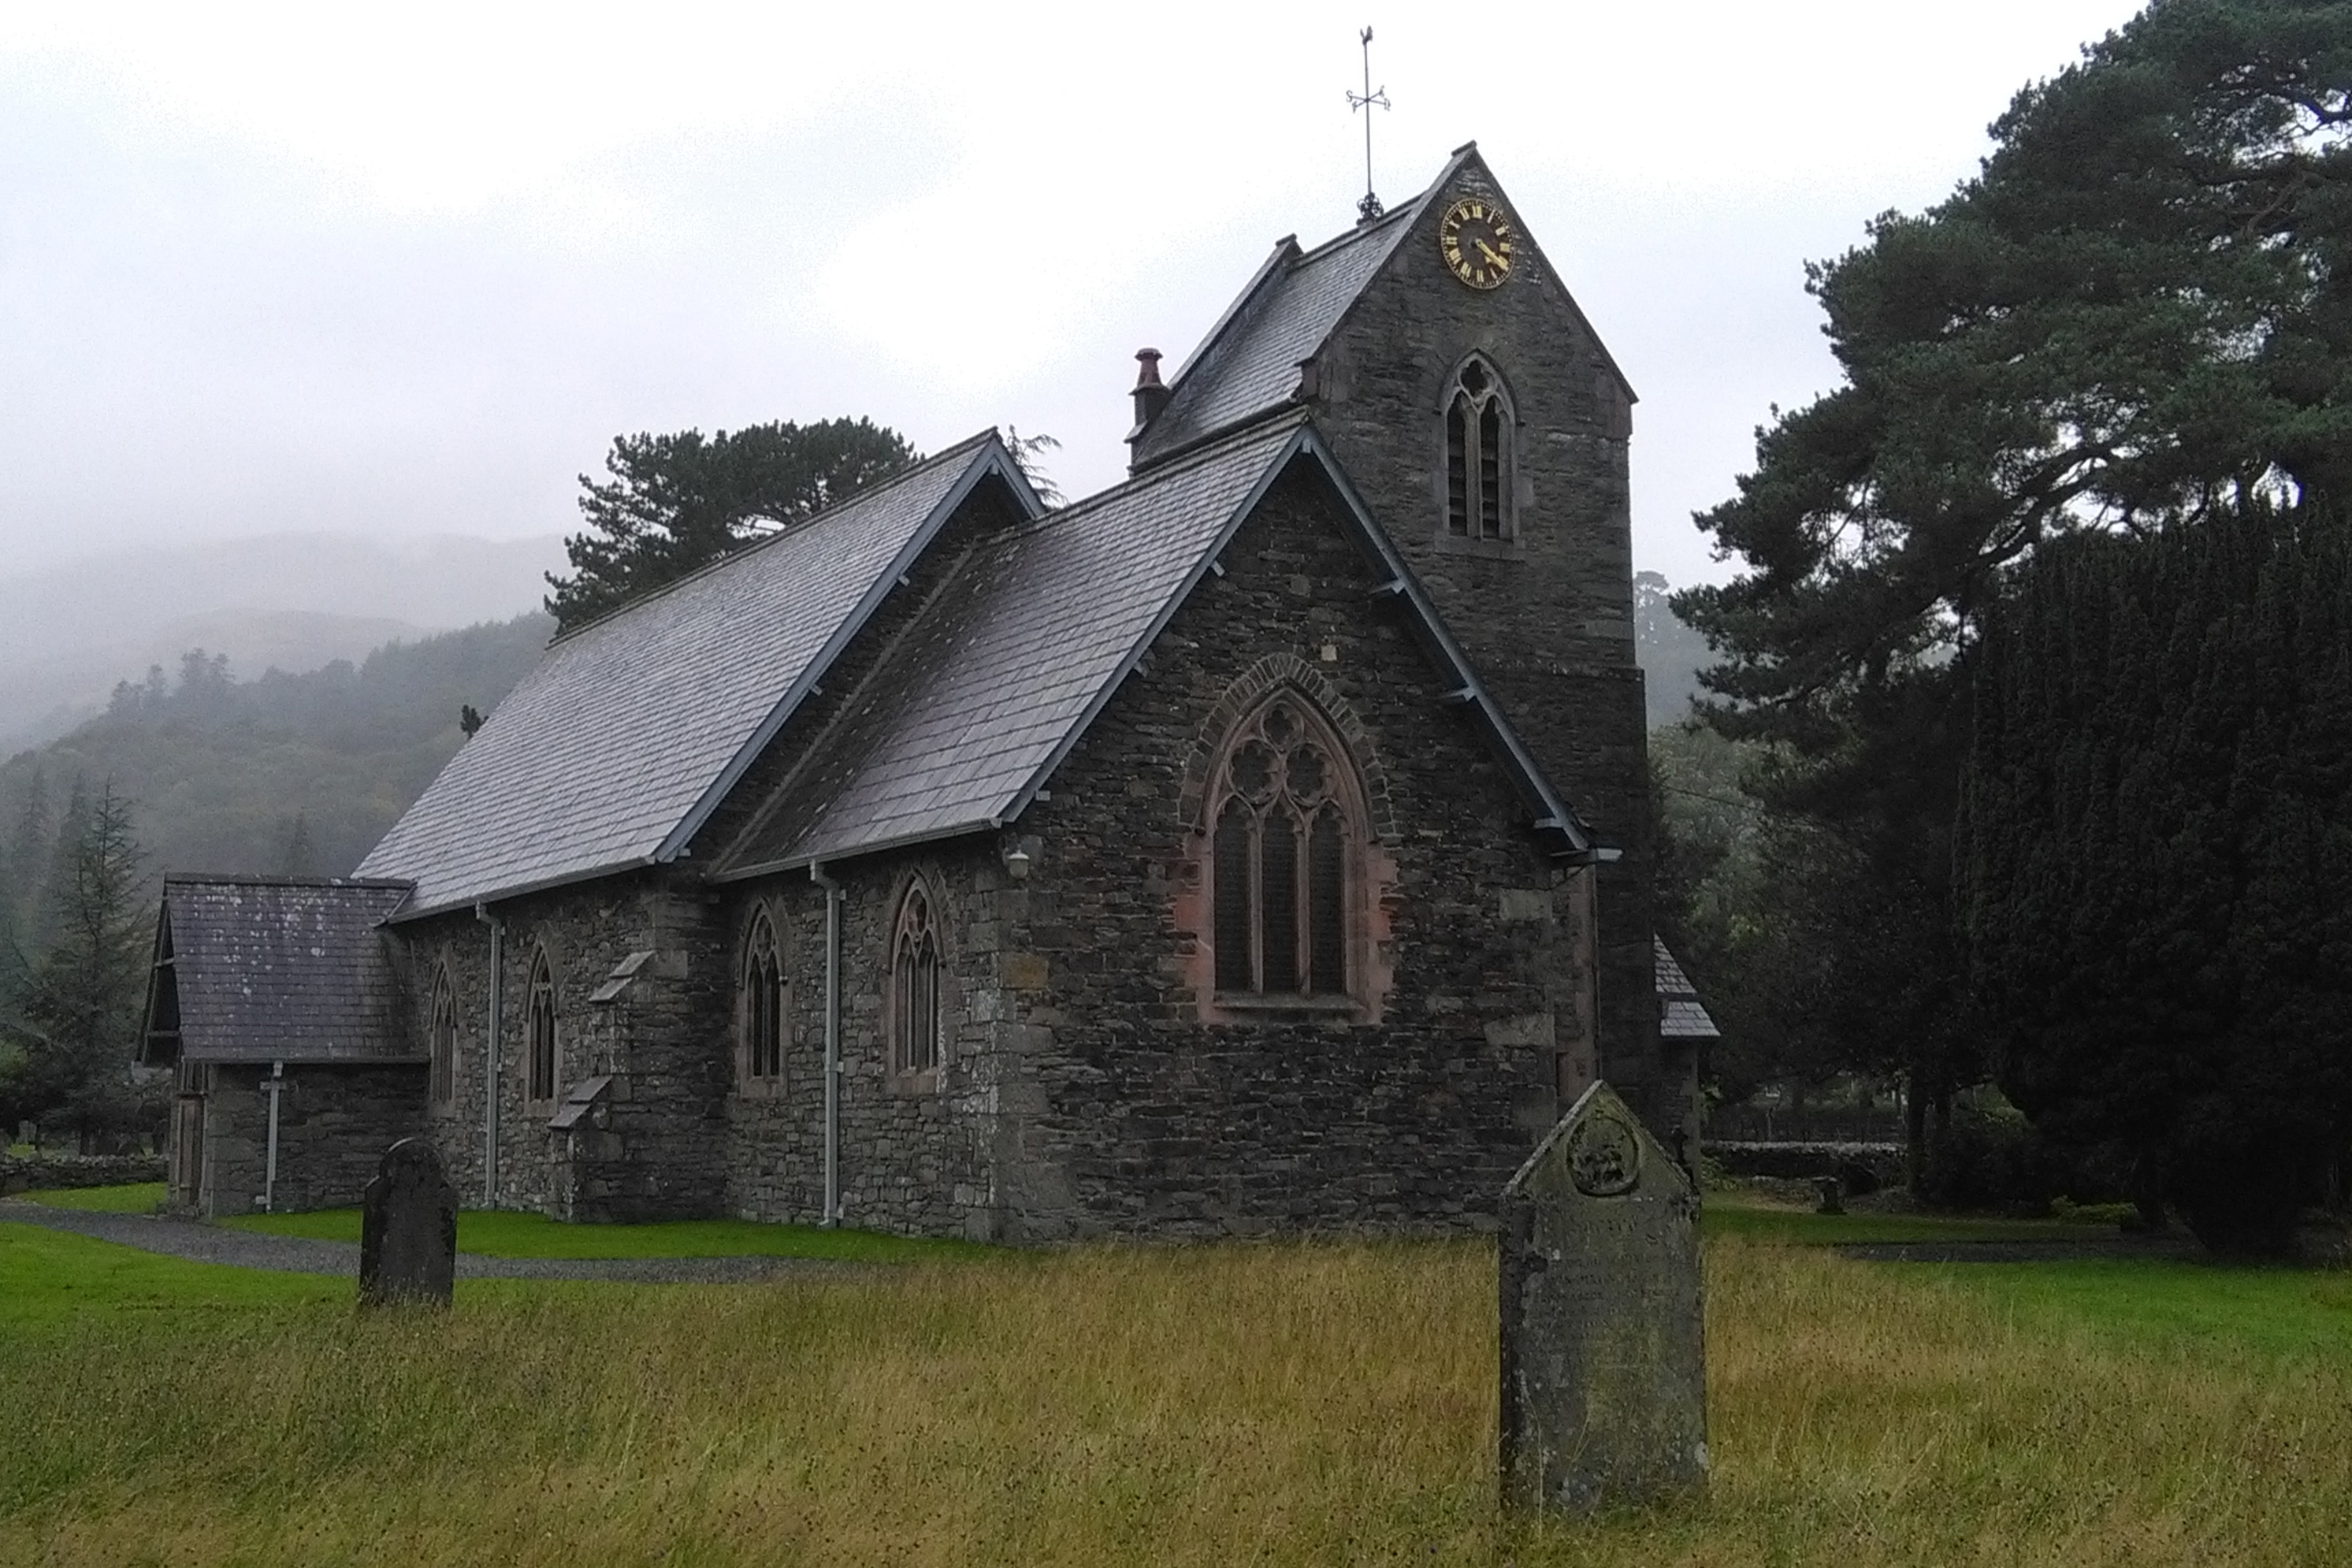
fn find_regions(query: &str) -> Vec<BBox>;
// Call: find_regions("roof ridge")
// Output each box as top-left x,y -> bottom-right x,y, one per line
544,429 -> 1006,648
164,872 -> 414,890
1013,411 -> 1309,543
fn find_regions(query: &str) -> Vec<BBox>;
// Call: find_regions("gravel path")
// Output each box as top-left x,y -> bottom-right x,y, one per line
0,1198 -> 874,1284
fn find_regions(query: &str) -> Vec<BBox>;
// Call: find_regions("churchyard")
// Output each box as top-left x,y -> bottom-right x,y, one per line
3,1188 -> 2346,1566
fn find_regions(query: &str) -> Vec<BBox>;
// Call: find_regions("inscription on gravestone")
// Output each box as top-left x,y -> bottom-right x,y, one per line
1499,1081 -> 1707,1513
359,1138 -> 458,1308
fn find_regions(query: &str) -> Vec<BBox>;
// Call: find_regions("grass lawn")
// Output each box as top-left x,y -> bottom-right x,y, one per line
223,1205 -> 993,1264
2,1221 -> 2346,1566
9,1181 -> 167,1213
1700,1190 -> 2119,1246
0,1221 -> 340,1325
1936,1256 -> 2352,1360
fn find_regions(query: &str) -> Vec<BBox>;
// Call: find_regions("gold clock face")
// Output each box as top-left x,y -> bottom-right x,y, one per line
1439,197 -> 1514,289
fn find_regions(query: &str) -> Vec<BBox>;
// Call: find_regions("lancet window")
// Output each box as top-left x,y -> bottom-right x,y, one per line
428,966 -> 457,1108
889,882 -> 942,1076
741,912 -> 786,1085
1444,357 -> 1514,541
526,950 -> 558,1104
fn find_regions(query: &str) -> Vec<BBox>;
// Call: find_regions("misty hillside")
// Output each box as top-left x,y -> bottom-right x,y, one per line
0,614 -> 553,901
1635,571 -> 1715,728
0,532 -> 567,752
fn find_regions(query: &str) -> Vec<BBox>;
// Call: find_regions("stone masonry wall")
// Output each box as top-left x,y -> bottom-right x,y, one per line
721,844 -> 1007,1239
982,462 -> 1592,1239
1306,158 -> 1675,1132
396,872 -> 733,1221
198,1061 -> 426,1217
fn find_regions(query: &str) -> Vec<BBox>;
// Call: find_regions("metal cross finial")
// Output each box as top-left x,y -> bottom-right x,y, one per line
1346,25 -> 1390,224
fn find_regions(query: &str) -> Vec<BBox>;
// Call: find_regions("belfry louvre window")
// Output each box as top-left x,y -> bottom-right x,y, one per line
890,883 -> 942,1075
428,967 -> 457,1108
742,912 -> 785,1082
1444,358 -> 1513,541
526,952 -> 558,1103
1211,697 -> 1356,1000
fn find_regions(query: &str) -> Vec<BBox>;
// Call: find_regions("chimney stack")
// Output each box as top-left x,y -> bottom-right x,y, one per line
1130,348 -> 1171,432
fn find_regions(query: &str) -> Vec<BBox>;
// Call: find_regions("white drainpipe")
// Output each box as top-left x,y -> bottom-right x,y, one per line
809,863 -> 843,1228
261,1061 -> 285,1211
475,902 -> 503,1206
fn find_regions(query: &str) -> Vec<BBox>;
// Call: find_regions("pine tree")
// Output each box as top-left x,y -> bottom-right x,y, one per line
0,764 -> 49,988
545,418 -> 917,631
8,782 -> 151,1150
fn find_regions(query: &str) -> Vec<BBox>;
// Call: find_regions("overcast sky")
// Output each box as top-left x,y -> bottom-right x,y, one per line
0,0 -> 2148,589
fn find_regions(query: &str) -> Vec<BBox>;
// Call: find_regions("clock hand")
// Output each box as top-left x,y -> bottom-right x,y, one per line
1476,238 -> 1507,266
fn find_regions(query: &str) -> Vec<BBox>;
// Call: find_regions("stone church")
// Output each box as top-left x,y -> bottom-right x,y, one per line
142,146 -> 1692,1237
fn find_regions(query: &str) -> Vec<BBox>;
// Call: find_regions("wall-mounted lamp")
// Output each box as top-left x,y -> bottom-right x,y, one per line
1003,845 -> 1033,881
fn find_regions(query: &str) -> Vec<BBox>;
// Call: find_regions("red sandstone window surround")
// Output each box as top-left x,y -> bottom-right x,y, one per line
887,882 -> 942,1077
525,949 -> 559,1105
1206,696 -> 1365,1010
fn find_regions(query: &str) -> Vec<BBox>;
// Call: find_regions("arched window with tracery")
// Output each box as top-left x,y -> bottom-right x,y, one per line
428,965 -> 457,1109
526,950 -> 558,1105
741,911 -> 786,1087
1209,696 -> 1359,1001
1444,357 -> 1514,542
889,882 -> 942,1076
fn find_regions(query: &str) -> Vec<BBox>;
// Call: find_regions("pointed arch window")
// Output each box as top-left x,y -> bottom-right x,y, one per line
889,883 -> 942,1076
1444,358 -> 1514,542
740,911 -> 786,1087
428,965 -> 457,1109
1209,697 -> 1360,1001
526,951 -> 558,1105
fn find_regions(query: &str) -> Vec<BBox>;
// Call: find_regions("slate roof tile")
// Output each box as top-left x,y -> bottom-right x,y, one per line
147,876 -> 415,1065
1130,155 -> 1472,470
355,434 -> 1020,916
1655,937 -> 1721,1040
726,420 -> 1302,870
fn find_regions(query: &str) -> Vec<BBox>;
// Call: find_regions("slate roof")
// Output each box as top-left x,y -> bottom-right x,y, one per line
356,434 -> 1035,917
142,875 -> 415,1065
1128,156 -> 1470,470
1130,144 -> 1635,472
1655,937 -> 1721,1041
721,414 -> 1597,875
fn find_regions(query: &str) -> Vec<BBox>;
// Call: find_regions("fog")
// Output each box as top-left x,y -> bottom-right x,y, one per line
0,1 -> 2146,590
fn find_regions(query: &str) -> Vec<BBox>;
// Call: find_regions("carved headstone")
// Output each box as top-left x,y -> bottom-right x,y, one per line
359,1138 -> 457,1308
1499,1081 -> 1707,1512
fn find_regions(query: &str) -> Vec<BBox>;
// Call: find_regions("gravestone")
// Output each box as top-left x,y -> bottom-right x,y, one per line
1499,1081 -> 1707,1513
359,1138 -> 458,1308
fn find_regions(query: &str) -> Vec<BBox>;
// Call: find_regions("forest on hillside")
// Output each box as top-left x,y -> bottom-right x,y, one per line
0,612 -> 550,924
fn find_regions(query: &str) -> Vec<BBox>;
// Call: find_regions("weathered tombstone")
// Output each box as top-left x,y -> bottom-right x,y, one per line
1499,1081 -> 1707,1513
359,1138 -> 457,1308
1814,1172 -> 1845,1215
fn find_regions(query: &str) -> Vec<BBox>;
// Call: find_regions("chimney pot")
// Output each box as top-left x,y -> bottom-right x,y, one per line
1131,347 -> 1172,431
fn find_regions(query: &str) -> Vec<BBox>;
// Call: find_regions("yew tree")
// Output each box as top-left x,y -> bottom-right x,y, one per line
1963,511 -> 2352,1251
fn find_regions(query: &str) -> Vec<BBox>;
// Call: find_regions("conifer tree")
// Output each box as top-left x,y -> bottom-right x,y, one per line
1673,0 -> 2350,1172
6,782 -> 150,1149
1962,507 -> 2352,1252
545,418 -> 917,632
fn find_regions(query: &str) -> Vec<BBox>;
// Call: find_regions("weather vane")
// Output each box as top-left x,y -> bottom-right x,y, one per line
1347,25 -> 1390,223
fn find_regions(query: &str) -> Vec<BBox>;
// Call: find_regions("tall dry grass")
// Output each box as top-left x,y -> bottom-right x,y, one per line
2,1238 -> 2345,1566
